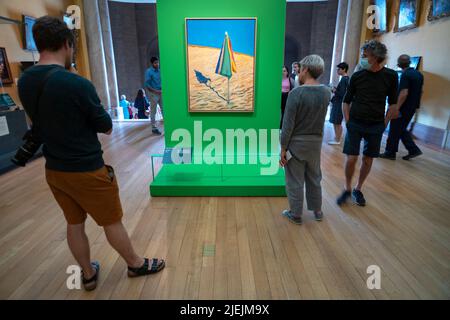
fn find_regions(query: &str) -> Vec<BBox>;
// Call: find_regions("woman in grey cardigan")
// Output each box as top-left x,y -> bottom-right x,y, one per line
279,55 -> 331,225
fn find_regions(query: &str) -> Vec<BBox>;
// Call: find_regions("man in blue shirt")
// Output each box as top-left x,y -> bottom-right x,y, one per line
144,57 -> 163,135
380,54 -> 423,160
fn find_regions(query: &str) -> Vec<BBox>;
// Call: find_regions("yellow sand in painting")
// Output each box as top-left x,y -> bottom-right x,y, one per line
187,45 -> 254,112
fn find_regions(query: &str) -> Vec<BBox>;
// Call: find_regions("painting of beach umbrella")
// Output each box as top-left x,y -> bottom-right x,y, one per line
185,18 -> 257,112
215,32 -> 237,105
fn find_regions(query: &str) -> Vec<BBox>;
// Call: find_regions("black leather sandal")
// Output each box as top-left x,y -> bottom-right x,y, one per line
82,261 -> 100,291
127,258 -> 165,278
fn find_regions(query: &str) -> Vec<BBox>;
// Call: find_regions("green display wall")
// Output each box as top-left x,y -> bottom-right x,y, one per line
151,0 -> 287,196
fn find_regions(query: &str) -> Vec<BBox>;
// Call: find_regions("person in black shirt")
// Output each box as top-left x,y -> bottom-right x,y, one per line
280,65 -> 295,128
134,88 -> 150,119
18,16 -> 165,290
380,55 -> 423,160
19,63 -> 112,171
328,62 -> 350,145
337,40 -> 399,207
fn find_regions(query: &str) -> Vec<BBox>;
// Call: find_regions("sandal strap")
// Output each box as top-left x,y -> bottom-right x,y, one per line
128,258 -> 163,275
128,258 -> 150,275
82,261 -> 99,284
150,258 -> 160,272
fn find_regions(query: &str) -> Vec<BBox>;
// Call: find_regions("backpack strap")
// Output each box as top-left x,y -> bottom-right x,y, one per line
30,67 -> 62,123
29,67 -> 62,139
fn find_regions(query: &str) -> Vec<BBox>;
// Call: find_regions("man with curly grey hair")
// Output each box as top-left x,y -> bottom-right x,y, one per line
337,40 -> 399,207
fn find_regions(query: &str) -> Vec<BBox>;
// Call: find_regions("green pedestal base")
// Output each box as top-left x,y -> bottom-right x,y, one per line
150,163 -> 286,197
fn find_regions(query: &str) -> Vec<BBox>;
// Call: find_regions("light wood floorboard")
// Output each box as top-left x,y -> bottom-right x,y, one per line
0,122 -> 449,299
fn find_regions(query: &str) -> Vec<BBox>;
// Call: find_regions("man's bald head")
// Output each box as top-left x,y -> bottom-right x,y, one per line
398,54 -> 411,69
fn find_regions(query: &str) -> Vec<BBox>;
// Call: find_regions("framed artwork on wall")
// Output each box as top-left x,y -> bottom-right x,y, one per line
371,0 -> 388,34
185,18 -> 257,113
22,15 -> 38,51
395,0 -> 421,32
410,56 -> 422,69
427,0 -> 450,21
0,47 -> 13,85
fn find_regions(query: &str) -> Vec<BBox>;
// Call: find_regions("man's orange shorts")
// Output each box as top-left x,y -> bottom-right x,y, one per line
45,165 -> 123,226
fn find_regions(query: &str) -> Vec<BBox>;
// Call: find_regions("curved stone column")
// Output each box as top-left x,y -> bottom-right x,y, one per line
330,0 -> 349,86
82,0 -> 111,110
342,0 -> 364,75
98,0 -> 119,111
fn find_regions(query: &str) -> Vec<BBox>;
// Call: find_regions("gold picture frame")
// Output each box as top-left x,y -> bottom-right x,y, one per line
395,0 -> 421,32
427,0 -> 450,21
0,47 -> 13,85
185,18 -> 257,113
371,0 -> 388,34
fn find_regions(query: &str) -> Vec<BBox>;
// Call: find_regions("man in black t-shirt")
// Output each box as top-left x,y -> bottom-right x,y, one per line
380,55 -> 423,160
337,40 -> 399,207
18,16 -> 164,291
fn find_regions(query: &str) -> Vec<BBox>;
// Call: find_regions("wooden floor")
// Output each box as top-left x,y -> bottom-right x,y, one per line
0,122 -> 449,300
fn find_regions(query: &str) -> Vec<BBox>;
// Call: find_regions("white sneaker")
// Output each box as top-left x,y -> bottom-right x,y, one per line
328,140 -> 341,145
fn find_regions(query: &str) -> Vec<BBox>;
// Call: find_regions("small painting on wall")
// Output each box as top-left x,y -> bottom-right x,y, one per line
371,0 -> 388,34
395,0 -> 421,32
0,47 -> 13,85
410,56 -> 422,69
22,15 -> 37,51
185,18 -> 257,113
428,0 -> 450,21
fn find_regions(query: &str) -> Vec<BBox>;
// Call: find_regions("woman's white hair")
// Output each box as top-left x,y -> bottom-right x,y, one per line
299,54 -> 324,79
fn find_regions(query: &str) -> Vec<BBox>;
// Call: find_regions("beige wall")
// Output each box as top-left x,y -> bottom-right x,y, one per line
0,0 -> 90,107
363,0 -> 450,130
72,0 -> 91,81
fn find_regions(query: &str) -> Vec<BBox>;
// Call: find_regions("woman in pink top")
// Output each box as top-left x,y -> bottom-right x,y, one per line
281,66 -> 295,128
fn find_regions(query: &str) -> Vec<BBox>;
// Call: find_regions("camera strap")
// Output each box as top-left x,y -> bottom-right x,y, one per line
30,66 -> 62,136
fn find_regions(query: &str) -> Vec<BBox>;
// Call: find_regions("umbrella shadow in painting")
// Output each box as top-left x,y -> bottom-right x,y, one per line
194,70 -> 227,103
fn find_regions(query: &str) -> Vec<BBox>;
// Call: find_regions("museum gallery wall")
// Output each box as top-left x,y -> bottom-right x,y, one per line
156,0 -> 286,150
151,0 -> 287,196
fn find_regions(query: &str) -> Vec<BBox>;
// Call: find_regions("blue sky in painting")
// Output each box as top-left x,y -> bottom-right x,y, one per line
186,19 -> 256,56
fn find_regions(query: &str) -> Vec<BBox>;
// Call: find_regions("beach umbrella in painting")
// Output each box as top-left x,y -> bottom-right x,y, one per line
215,32 -> 237,104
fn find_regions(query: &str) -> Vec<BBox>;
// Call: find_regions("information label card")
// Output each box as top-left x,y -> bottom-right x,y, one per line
0,116 -> 10,137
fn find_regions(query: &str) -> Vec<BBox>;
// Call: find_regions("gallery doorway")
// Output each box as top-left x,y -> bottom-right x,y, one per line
109,0 -> 162,122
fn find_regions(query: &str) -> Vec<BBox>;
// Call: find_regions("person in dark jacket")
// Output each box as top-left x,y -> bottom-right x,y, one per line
380,54 -> 423,160
134,88 -> 150,120
328,62 -> 350,145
